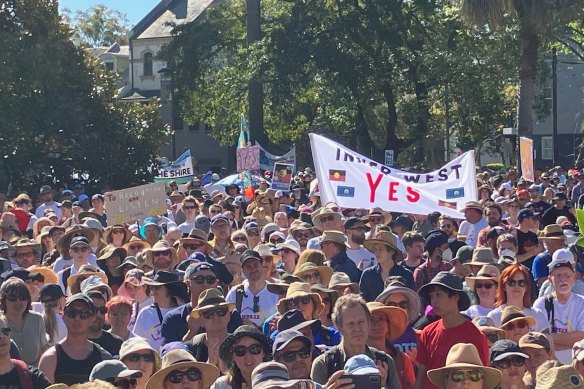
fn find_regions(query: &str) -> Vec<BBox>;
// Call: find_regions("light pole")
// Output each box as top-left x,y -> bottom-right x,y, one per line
158,66 -> 176,160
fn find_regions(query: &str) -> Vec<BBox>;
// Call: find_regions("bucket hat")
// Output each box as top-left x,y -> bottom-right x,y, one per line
375,279 -> 421,323
219,325 -> 272,368
293,262 -> 333,286
418,272 -> 470,311
144,240 -> 178,269
28,265 -> 58,285
536,365 -> 582,389
190,288 -> 235,319
467,247 -> 495,267
465,264 -> 501,290
538,224 -> 566,241
364,230 -> 400,253
80,275 -> 113,300
56,225 -> 96,257
98,245 -> 127,262
328,272 -> 359,294
500,306 -> 536,330
277,282 -> 324,315
103,225 -> 132,245
320,231 -> 350,248
145,349 -> 220,389
122,236 -> 151,252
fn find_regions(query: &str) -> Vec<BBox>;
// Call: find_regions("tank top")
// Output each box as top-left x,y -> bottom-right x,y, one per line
54,342 -> 108,385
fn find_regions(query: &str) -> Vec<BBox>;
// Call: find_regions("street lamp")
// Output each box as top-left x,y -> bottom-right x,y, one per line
158,66 -> 176,160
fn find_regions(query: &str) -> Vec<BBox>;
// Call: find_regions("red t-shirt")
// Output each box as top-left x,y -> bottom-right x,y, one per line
416,319 -> 489,389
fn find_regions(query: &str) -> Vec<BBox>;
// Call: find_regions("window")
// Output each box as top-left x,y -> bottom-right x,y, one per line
143,52 -> 153,76
541,136 -> 553,160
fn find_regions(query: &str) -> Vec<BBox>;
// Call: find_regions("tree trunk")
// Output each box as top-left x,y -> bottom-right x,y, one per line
516,23 -> 539,140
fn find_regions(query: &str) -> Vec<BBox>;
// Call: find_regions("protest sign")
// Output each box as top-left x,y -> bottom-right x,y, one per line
105,182 -> 168,225
309,133 -> 477,217
519,137 -> 534,182
237,145 -> 261,172
155,150 -> 194,184
271,163 -> 294,191
258,144 -> 296,172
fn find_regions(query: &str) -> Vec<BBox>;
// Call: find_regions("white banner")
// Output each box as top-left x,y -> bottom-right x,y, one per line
105,182 -> 168,225
258,143 -> 296,172
155,150 -> 194,184
309,134 -> 477,217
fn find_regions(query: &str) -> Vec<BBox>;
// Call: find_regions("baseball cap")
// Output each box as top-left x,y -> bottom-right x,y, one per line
40,185 -> 52,193
500,182 -> 512,191
211,214 -> 229,226
344,217 -> 364,230
79,194 -> 89,202
517,209 -> 535,222
244,222 -> 260,231
195,215 -> 211,232
91,194 -> 104,201
273,329 -> 312,355
240,250 -> 261,264
185,262 -> 216,280
548,248 -> 575,272
58,200 -> 73,209
490,339 -> 529,363
89,359 -> 142,382
519,332 -> 551,350
70,236 -> 90,247
344,354 -> 380,375
40,284 -> 66,303
64,293 -> 95,311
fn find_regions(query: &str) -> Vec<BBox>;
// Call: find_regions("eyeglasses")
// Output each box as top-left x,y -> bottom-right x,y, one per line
448,370 -> 483,383
167,368 -> 202,384
279,348 -> 311,363
183,205 -> 198,210
95,306 -> 108,315
153,250 -> 171,257
287,296 -> 312,307
70,246 -> 90,253
183,243 -> 205,250
0,327 -> 11,336
191,275 -> 218,285
233,343 -> 263,357
233,236 -> 248,242
503,320 -> 528,331
320,215 -> 336,223
475,282 -> 495,290
301,272 -> 321,282
492,356 -> 525,369
440,224 -> 452,228
129,245 -> 144,251
107,378 -> 137,389
386,300 -> 409,310
64,309 -> 93,320
294,232 -> 310,239
5,294 -> 28,302
485,333 -> 499,344
126,353 -> 155,363
112,230 -> 125,235
270,238 -> 285,244
202,307 -> 228,319
507,279 -> 526,288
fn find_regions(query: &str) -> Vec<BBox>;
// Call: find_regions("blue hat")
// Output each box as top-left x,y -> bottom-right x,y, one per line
273,329 -> 311,355
424,231 -> 448,253
139,217 -> 161,239
79,194 -> 89,201
517,209 -> 535,223
211,214 -> 230,226
344,354 -> 379,375
244,222 -> 260,231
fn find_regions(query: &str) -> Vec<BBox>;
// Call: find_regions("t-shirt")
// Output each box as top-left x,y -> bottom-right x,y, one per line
391,326 -> 417,356
178,221 -> 197,236
35,203 -> 62,220
458,218 -> 488,248
533,293 -> 584,364
515,229 -> 539,269
132,304 -> 176,352
0,363 -> 51,389
346,247 -> 376,269
7,311 -> 49,365
531,251 -> 552,283
462,304 -> 493,319
226,282 -> 279,327
417,319 -> 489,389
487,305 -> 550,333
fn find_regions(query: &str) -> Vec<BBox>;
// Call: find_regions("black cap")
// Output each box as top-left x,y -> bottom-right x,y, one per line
58,200 -> 73,208
552,192 -> 568,201
517,209 -> 535,222
343,217 -> 364,230
72,201 -> 82,207
40,284 -> 66,303
4,267 -> 43,283
277,309 -> 320,335
490,339 -> 529,364
240,250 -> 261,264
70,236 -> 90,247
64,293 -> 95,311
92,194 -> 104,201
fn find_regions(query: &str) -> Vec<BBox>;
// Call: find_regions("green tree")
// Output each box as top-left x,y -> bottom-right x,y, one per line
65,4 -> 130,47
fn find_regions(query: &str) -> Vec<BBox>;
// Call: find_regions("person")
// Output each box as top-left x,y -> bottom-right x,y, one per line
38,293 -> 112,385
294,262 -> 333,287
178,196 -> 201,235
311,284 -> 337,328
499,306 -> 535,343
512,209 -> 543,268
209,215 -> 234,257
0,312 -> 52,387
118,269 -> 152,332
344,217 -> 375,269
572,339 -> 584,378
143,241 -> 179,273
439,216 -> 466,257
250,361 -> 316,389
213,325 -> 272,389
178,229 -> 211,262
35,186 -> 62,221
103,225 -> 132,248
360,229 -> 414,301
277,240 -> 302,274
541,192 -> 576,227
518,332 -> 556,384
416,272 -> 489,389
533,250 -> 584,364
289,223 -> 314,252
56,236 -> 96,292
255,244 -> 280,282
477,204 -> 505,247
0,277 -> 48,366
319,231 -> 361,283
40,283 -> 67,345
123,237 -> 151,258
85,290 -> 123,356
426,343 -> 501,389
310,294 -> 401,389
106,296 -> 133,341
463,265 -> 500,319
401,231 -> 425,273
307,208 -> 344,250
120,336 -> 161,389
272,329 -> 314,380
364,207 -> 392,238
96,245 -> 126,295
89,359 -> 143,387
458,202 -> 488,248
413,232 -> 452,292
10,239 -> 41,269
531,225 -> 566,287
145,349 -> 220,389
472,317 -> 506,349
140,218 -> 162,248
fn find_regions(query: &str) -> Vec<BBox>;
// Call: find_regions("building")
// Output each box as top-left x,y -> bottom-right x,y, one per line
118,0 -> 228,173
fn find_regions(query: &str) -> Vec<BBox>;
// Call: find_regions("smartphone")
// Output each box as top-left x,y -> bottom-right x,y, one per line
339,374 -> 382,389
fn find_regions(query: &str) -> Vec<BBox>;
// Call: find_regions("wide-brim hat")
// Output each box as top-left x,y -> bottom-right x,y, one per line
276,240 -> 301,256
460,201 -> 483,212
142,270 -> 183,286
328,272 -> 359,294
266,274 -> 301,295
56,225 -> 97,256
180,228 -> 212,251
478,184 -> 493,195
190,288 -> 235,319
536,365 -> 583,389
277,282 -> 324,315
465,264 -> 501,290
363,207 -> 392,225
418,272 -> 470,311
500,306 -> 536,329
293,262 -> 333,286
67,266 -> 109,291
538,224 -> 566,241
144,241 -> 178,269
9,239 -> 42,264
427,343 -> 501,389
366,302 -> 408,343
98,244 -> 127,261
122,236 -> 151,251
28,265 -> 58,285
35,225 -> 53,244
145,349 -> 220,389
103,225 -> 132,244
467,247 -> 495,267
363,230 -> 400,253
120,337 -> 162,371
78,211 -> 102,222
376,283 -> 422,324
219,325 -> 272,368
320,230 -> 350,248
312,209 -> 342,231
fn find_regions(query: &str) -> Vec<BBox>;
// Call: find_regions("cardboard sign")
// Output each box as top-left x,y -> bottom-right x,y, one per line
520,137 -> 534,182
237,145 -> 261,172
271,162 -> 294,191
105,182 -> 168,225
309,133 -> 477,217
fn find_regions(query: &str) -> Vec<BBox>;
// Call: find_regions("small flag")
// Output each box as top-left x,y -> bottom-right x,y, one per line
446,187 -> 465,199
438,200 -> 457,209
337,186 -> 355,197
199,171 -> 213,186
329,169 -> 346,182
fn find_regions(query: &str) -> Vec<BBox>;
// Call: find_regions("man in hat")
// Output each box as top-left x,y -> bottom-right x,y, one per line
10,239 -> 40,269
226,250 -> 279,327
311,294 -> 401,389
401,231 -> 426,274
320,231 -> 361,283
38,293 -> 112,385
56,236 -> 98,292
458,201 -> 488,248
416,272 -> 489,389
541,192 -> 576,227
477,204 -> 506,247
533,249 -> 584,364
531,224 -> 566,287
209,214 -> 234,257
364,207 -> 392,238
273,329 -> 314,380
413,232 -> 452,292
35,185 -> 62,220
177,196 -> 201,236
289,222 -> 314,252
86,290 -> 123,356
90,194 -> 107,227
571,170 -> 584,203
519,332 -> 556,380
344,217 -> 376,270
513,209 -> 543,268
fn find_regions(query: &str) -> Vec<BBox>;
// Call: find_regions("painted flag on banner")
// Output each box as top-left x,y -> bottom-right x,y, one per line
437,200 -> 457,209
200,171 -> 213,186
154,150 -> 194,184
238,114 -> 250,148
329,169 -> 346,182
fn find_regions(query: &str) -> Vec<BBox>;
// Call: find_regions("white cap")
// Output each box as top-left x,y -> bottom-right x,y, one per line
548,248 -> 575,272
500,182 -> 512,191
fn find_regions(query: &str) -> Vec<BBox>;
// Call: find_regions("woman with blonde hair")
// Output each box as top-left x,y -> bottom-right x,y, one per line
32,217 -> 54,239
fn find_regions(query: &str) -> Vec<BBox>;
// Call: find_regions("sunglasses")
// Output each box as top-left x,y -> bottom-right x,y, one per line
246,230 -> 260,237
507,279 -> 526,288
129,245 -> 144,251
191,275 -> 218,285
440,224 -> 452,228
167,368 -> 202,384
475,282 -> 495,290
5,294 -> 28,302
70,246 -> 90,253
202,307 -> 228,319
233,343 -> 263,357
503,320 -> 528,331
153,250 -> 171,257
107,378 -> 137,389
112,230 -> 125,235
126,353 -> 155,363
301,272 -> 321,282
294,233 -> 310,239
369,217 -> 384,223
320,215 -> 336,223
287,296 -> 312,308
183,243 -> 205,250
64,309 -> 93,320
183,205 -> 198,210
279,348 -> 311,363
233,236 -> 248,242
0,326 -> 11,336
448,370 -> 483,383
492,356 -> 525,370
270,238 -> 285,244
386,300 -> 409,310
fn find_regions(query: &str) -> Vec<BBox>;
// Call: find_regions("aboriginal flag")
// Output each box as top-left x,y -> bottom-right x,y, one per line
438,200 -> 457,209
329,169 -> 346,182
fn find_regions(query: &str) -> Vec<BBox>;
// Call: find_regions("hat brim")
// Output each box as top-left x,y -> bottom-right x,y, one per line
375,286 -> 421,324
465,276 -> 499,291
368,305 -> 408,342
56,227 -> 97,257
501,316 -> 536,329
427,364 -> 501,389
144,247 -> 179,269
67,271 -> 109,290
145,361 -> 219,389
313,213 -> 342,231
277,291 -> 324,316
28,266 -> 58,285
491,351 -> 529,362
418,281 -> 470,311
363,238 -> 399,253
104,227 -> 132,245
362,213 -> 392,226
190,302 -> 235,319
293,266 -> 334,286
219,331 -> 272,368
180,237 -> 213,252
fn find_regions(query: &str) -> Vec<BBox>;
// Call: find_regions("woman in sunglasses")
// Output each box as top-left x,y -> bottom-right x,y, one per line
146,349 -> 219,389
120,337 -> 161,389
213,325 -> 272,389
499,306 -> 535,343
489,340 -> 529,389
464,265 -> 501,319
486,265 -> 549,332
0,277 -> 49,366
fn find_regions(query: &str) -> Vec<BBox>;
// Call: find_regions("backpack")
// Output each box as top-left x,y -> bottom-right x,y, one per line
544,294 -> 557,333
12,359 -> 33,389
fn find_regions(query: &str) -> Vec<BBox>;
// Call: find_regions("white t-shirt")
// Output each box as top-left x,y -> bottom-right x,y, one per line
533,293 -> 584,364
346,247 -> 376,269
226,281 -> 279,327
52,254 -> 98,274
132,304 -> 175,352
487,305 -> 550,333
128,296 -> 154,332
458,218 -> 488,248
35,202 -> 62,220
178,221 -> 197,236
462,304 -> 493,319
56,258 -> 102,293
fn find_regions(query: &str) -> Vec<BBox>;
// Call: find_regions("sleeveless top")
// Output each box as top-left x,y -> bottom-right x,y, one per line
54,342 -> 110,385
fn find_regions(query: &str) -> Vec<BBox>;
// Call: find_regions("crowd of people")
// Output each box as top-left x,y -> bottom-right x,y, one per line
0,165 -> 584,389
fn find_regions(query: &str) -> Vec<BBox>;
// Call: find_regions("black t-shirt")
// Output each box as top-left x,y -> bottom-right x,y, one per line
90,331 -> 123,357
541,205 -> 577,227
0,364 -> 51,389
530,200 -> 551,214
516,229 -> 539,270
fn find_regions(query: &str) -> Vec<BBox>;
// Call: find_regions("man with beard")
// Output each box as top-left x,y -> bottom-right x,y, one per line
541,192 -> 577,227
86,290 -> 123,356
413,231 -> 452,292
289,222 -> 314,252
477,203 -> 506,247
344,217 -> 375,269
458,201 -> 488,248
209,215 -> 234,257
527,184 -> 550,214
438,215 -> 466,257
35,185 -> 62,220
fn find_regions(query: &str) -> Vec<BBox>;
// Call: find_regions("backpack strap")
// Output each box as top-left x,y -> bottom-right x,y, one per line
544,294 -> 556,333
154,303 -> 164,324
62,267 -> 72,291
324,346 -> 344,376
11,359 -> 33,389
235,284 -> 246,313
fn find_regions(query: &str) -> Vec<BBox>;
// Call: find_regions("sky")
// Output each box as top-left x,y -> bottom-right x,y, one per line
58,0 -> 161,26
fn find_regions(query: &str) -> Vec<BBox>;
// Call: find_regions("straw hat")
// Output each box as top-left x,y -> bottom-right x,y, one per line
375,280 -> 422,324
536,365 -> 583,389
363,230 -> 400,253
103,225 -> 132,244
35,225 -> 53,244
293,262 -> 333,286
190,288 -> 235,319
427,343 -> 501,389
366,301 -> 407,342
98,244 -> 127,261
312,208 -> 342,231
144,240 -> 178,269
363,207 -> 392,225
180,228 -> 212,252
122,236 -> 151,251
460,201 -> 483,212
277,282 -> 324,315
472,316 -> 506,340
67,264 -> 108,292
28,265 -> 58,285
56,225 -> 96,256
328,272 -> 359,294
467,247 -> 495,267
320,230 -> 350,248
145,349 -> 220,389
119,336 -> 161,371
500,306 -> 536,330
538,224 -> 566,241
465,264 -> 501,290
9,239 -> 41,264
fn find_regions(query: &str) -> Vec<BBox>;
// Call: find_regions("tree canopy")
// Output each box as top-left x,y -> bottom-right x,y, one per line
63,4 -> 130,47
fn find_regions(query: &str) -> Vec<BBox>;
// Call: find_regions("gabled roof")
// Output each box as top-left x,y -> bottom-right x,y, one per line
130,0 -> 216,40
